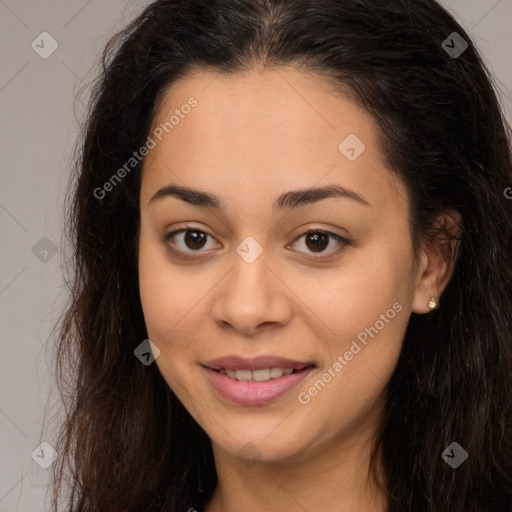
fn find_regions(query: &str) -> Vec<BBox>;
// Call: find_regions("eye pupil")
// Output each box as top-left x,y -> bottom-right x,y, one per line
306,232 -> 329,253
185,230 -> 207,250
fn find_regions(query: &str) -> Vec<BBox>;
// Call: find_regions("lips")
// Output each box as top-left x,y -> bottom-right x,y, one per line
202,355 -> 317,405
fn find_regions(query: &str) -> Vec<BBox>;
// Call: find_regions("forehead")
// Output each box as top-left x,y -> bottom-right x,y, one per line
148,65 -> 372,150
140,65 -> 407,215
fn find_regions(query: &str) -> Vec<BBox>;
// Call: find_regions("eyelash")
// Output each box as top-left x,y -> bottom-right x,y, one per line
162,226 -> 350,260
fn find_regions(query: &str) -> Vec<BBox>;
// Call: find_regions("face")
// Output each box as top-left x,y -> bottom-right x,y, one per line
138,65 -> 422,465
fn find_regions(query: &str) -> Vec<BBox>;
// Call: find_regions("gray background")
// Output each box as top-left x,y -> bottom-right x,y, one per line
0,1 -> 510,510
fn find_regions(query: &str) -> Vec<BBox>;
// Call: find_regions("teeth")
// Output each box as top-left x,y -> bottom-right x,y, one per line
218,367 -> 300,381
235,369 -> 253,381
270,367 -> 284,378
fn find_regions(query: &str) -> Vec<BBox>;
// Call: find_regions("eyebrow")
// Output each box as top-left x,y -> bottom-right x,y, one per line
148,183 -> 370,211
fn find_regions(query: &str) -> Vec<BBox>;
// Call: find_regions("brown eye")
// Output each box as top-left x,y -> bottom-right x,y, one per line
183,230 -> 208,250
163,229 -> 218,253
304,232 -> 329,253
290,229 -> 350,259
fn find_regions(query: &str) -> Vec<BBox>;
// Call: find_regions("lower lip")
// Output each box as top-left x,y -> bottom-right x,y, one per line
204,367 -> 315,405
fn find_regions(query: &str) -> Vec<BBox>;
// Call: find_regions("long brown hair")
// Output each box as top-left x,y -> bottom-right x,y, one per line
48,1 -> 512,510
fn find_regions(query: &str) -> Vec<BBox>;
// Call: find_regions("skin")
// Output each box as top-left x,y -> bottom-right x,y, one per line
138,65 -> 459,512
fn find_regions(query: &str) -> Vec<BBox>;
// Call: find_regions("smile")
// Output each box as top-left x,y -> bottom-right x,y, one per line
204,365 -> 315,405
216,367 -> 309,381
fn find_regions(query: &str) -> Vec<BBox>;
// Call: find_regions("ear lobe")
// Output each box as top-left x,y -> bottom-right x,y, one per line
412,210 -> 462,314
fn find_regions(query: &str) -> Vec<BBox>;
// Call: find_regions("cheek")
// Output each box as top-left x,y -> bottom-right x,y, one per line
138,241 -> 170,339
296,248 -> 410,340
294,246 -> 412,397
138,231 -> 182,320
138,234 -> 215,368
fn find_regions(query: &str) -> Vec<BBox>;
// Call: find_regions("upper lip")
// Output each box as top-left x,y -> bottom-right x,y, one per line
203,355 -> 316,371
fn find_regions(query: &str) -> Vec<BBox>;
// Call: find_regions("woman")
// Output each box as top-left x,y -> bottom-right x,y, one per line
49,0 -> 512,511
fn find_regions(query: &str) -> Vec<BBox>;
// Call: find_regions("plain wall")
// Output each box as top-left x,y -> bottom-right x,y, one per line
0,1 -> 510,510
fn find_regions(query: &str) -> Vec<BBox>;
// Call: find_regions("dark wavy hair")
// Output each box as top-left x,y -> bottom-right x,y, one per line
47,0 -> 512,511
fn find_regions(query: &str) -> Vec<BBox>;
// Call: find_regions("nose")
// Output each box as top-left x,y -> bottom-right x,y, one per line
211,245 -> 293,336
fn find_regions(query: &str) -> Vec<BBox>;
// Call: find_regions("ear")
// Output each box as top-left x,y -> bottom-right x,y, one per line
412,209 -> 462,314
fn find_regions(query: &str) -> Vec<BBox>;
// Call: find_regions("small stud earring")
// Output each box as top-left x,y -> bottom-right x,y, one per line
428,297 -> 438,310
